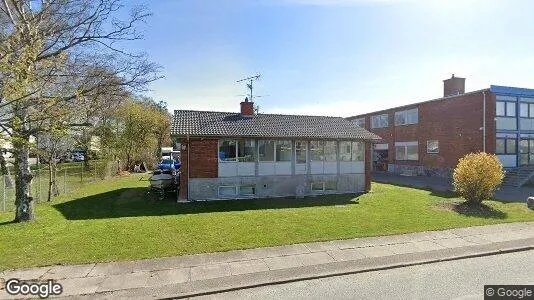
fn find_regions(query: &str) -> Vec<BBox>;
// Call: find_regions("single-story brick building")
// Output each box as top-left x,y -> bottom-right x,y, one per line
172,99 -> 381,201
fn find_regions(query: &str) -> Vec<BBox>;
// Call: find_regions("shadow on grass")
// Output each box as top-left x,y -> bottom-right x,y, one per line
450,202 -> 508,219
373,180 -> 458,199
53,187 -> 361,220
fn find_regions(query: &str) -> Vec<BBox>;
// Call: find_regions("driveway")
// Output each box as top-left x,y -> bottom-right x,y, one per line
372,172 -> 531,203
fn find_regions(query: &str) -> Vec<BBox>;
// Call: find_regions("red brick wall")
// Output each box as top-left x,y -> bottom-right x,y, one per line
178,138 -> 218,200
354,90 -> 495,169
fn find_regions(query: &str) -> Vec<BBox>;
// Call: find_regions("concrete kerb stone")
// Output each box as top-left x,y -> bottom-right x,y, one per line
69,238 -> 534,300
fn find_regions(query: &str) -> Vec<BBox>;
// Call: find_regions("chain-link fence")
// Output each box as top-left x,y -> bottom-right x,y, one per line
1,160 -> 117,212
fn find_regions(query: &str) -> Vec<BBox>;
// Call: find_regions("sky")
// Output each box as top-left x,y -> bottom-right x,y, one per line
123,0 -> 534,117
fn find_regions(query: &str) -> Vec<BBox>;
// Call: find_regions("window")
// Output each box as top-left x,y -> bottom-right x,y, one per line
239,185 -> 255,195
496,101 -> 516,117
219,140 -> 237,161
258,140 -> 275,161
496,138 -> 516,154
219,186 -> 237,196
311,182 -> 337,191
310,141 -> 325,161
351,142 -> 364,161
324,141 -> 337,161
395,108 -> 418,126
507,102 -> 516,117
395,142 -> 418,161
340,141 -> 364,161
339,141 -> 352,161
311,182 -> 324,191
238,140 -> 256,162
275,140 -> 292,162
371,114 -> 388,128
520,103 -> 534,118
295,141 -> 307,164
352,118 -> 365,127
427,140 -> 439,154
325,181 -> 337,191
220,140 -> 257,162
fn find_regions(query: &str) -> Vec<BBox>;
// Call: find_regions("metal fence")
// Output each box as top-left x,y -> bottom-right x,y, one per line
1,160 -> 113,212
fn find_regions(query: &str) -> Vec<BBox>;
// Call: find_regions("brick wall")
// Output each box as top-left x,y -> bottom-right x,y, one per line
353,90 -> 495,170
178,138 -> 218,200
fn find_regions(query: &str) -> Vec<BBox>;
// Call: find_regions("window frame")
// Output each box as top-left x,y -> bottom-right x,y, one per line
295,140 -> 307,164
426,140 -> 439,154
258,140 -> 276,162
395,141 -> 419,161
519,102 -> 534,118
496,138 -> 517,154
496,100 -> 516,117
371,114 -> 389,129
219,139 -> 258,162
394,108 -> 418,126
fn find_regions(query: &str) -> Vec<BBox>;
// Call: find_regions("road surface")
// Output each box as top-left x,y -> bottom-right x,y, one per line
192,250 -> 534,300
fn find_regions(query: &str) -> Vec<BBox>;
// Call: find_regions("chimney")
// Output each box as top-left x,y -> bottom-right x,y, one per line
240,97 -> 255,116
443,74 -> 465,97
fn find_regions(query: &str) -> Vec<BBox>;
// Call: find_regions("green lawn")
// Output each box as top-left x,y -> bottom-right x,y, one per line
0,174 -> 533,270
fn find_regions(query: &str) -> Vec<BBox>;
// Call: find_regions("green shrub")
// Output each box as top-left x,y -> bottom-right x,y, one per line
453,152 -> 504,205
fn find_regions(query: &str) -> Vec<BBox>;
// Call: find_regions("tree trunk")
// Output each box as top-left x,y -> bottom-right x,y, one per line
47,159 -> 53,202
52,161 -> 59,197
14,139 -> 35,222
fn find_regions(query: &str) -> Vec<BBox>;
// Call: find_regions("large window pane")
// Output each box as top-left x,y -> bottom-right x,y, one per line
324,141 -> 337,161
395,111 -> 406,126
259,140 -> 275,161
238,140 -> 256,162
351,142 -> 364,161
530,104 -> 534,117
295,141 -> 307,164
219,140 -> 236,161
520,140 -> 529,154
521,103 -> 529,117
507,102 -> 516,117
406,109 -> 418,124
395,146 -> 406,160
496,139 -> 505,154
276,140 -> 292,162
406,145 -> 419,160
506,139 -> 516,154
310,141 -> 325,161
496,102 -> 505,116
339,141 -> 351,161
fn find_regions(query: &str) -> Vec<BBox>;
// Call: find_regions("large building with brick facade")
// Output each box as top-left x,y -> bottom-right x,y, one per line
347,75 -> 534,178
172,99 -> 381,201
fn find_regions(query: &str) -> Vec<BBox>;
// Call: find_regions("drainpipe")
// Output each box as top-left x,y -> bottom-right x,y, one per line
483,91 -> 486,152
187,134 -> 190,201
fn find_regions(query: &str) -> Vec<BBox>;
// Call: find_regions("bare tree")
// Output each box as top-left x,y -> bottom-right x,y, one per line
0,0 -> 161,222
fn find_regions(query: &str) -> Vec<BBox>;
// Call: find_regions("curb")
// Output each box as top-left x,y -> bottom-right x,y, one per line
68,238 -> 534,299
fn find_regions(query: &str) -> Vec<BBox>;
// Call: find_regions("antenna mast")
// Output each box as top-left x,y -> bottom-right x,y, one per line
237,74 -> 261,102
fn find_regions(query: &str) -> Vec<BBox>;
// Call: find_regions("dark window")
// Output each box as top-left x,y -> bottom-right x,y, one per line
496,138 -> 516,154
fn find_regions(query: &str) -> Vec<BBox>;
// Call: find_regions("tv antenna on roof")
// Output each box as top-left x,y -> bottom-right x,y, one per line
237,74 -> 261,102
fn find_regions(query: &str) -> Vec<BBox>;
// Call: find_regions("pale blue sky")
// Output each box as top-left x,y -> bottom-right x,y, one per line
128,0 -> 534,117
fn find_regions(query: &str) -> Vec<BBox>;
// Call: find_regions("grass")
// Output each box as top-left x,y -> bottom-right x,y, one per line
0,174 -> 533,270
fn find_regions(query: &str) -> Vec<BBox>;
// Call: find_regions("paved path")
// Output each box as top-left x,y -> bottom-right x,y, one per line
1,222 -> 534,299
372,172 -> 533,203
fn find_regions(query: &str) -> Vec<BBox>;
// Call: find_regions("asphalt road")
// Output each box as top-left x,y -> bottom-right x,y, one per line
192,250 -> 534,300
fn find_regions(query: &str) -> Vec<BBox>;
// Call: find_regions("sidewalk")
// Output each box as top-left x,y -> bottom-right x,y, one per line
1,222 -> 534,299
